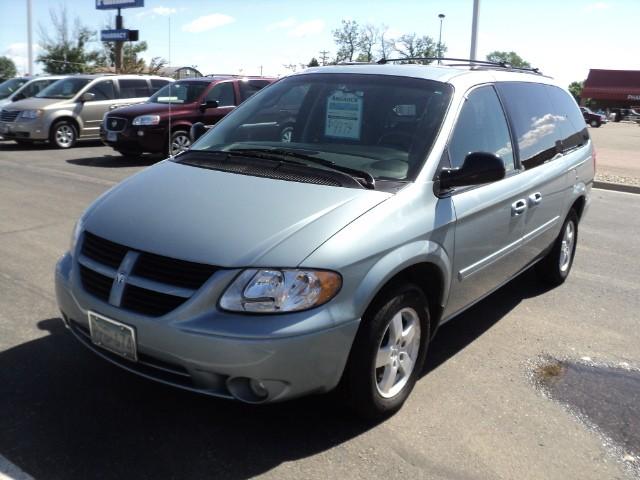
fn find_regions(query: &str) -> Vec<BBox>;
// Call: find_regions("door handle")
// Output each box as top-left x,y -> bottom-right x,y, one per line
512,199 -> 527,216
528,192 -> 542,206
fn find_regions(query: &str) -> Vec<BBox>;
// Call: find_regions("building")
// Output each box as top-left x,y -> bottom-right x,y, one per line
160,66 -> 203,79
581,69 -> 640,109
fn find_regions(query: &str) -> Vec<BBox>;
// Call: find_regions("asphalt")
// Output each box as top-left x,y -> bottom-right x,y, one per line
1,140 -> 639,480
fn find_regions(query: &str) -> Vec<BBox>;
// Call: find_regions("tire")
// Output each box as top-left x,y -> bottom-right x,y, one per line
536,210 -> 578,286
49,120 -> 77,149
590,119 -> 600,128
168,130 -> 191,156
342,283 -> 430,419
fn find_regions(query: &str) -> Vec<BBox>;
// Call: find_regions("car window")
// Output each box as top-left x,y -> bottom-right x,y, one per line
448,85 -> 515,172
205,82 -> 236,107
497,82 -> 563,170
544,85 -> 589,153
238,80 -> 271,102
20,79 -> 54,98
119,79 -> 150,98
150,79 -> 170,94
87,80 -> 116,101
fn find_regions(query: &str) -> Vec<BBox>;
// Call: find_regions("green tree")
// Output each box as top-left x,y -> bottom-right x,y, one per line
98,40 -> 167,74
0,56 -> 17,78
357,24 -> 379,62
333,20 -> 360,62
568,80 -> 584,103
486,51 -> 531,68
37,7 -> 103,73
393,34 -> 440,63
307,57 -> 320,67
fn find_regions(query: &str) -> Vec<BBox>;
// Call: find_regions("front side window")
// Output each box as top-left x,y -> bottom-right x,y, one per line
36,78 -> 91,99
205,82 -> 236,107
118,79 -> 150,98
189,73 -> 453,182
448,85 -> 515,172
148,81 -> 207,104
87,80 -> 116,100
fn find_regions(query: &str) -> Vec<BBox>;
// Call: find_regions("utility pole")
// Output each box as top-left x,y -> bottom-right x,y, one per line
469,0 -> 480,60
319,50 -> 330,66
27,0 -> 33,75
115,8 -> 123,73
437,14 -> 445,64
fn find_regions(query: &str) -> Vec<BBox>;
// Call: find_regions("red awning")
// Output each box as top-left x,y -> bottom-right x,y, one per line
582,69 -> 640,100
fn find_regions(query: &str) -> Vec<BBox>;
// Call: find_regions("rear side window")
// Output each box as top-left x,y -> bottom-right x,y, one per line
544,85 -> 589,153
497,82 -> 562,170
448,85 -> 515,172
238,80 -> 271,102
150,79 -> 170,93
205,82 -> 236,107
119,79 -> 150,98
87,80 -> 116,100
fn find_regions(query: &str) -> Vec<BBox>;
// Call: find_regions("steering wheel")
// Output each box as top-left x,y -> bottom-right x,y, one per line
376,131 -> 414,150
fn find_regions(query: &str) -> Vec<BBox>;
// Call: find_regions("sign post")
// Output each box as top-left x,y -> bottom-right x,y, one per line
96,0 -> 144,73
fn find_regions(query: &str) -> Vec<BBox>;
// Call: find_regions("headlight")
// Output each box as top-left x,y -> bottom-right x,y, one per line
132,115 -> 160,126
220,269 -> 342,313
19,109 -> 43,120
69,218 -> 84,254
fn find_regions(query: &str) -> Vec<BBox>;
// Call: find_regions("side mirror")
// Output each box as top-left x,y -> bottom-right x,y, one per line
200,100 -> 219,110
190,122 -> 207,142
81,92 -> 96,102
439,152 -> 506,190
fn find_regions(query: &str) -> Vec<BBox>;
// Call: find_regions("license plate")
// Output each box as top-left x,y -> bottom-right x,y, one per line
107,131 -> 117,142
88,311 -> 137,361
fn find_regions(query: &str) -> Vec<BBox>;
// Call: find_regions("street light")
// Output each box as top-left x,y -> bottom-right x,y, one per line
437,13 -> 445,64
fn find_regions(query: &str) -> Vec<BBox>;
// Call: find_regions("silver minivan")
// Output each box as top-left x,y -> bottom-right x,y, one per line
55,62 -> 594,418
0,74 -> 172,148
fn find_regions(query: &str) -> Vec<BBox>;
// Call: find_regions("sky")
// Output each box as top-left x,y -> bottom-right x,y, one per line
1,0 -> 640,88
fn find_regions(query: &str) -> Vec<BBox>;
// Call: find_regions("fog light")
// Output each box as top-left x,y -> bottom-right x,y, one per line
249,379 -> 268,399
137,130 -> 144,137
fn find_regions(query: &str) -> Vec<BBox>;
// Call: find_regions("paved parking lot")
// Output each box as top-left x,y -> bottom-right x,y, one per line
1,140 -> 639,480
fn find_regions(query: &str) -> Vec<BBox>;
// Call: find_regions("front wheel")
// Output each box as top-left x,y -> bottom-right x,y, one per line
342,283 -> 430,419
590,119 -> 601,128
168,130 -> 191,156
536,210 -> 578,285
50,121 -> 77,149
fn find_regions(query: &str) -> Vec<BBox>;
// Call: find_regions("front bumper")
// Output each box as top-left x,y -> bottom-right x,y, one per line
0,119 -> 48,140
100,124 -> 167,153
55,253 -> 359,403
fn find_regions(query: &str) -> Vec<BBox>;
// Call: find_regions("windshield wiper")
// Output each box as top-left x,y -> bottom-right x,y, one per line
229,148 -> 376,189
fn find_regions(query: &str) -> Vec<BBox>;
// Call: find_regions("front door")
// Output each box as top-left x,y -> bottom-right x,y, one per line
443,85 -> 528,318
200,81 -> 236,126
79,79 -> 117,137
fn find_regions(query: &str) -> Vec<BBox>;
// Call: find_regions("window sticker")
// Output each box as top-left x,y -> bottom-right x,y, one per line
325,89 -> 364,140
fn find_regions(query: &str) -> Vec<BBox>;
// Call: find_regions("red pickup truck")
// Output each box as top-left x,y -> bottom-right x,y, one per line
100,76 -> 275,156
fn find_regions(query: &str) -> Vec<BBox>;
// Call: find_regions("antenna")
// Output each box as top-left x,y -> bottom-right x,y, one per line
167,15 -> 173,158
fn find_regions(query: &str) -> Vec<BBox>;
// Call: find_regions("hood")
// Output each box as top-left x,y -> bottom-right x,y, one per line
3,96 -> 69,111
108,102 -> 185,118
84,161 -> 391,267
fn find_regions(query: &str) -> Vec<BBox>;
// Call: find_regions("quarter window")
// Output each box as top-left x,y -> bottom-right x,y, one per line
119,79 -> 150,98
448,86 -> 515,172
87,80 -> 116,100
205,82 -> 236,107
544,85 -> 589,153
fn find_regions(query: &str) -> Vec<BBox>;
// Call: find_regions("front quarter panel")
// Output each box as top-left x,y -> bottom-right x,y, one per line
301,182 -> 455,323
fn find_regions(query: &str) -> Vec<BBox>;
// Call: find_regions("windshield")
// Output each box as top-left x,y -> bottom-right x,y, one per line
189,73 -> 453,182
148,82 -> 207,104
36,78 -> 90,99
0,78 -> 28,99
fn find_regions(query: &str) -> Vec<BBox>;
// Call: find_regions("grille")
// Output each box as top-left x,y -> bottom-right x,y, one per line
0,110 -> 20,122
105,116 -> 127,132
78,231 -> 218,317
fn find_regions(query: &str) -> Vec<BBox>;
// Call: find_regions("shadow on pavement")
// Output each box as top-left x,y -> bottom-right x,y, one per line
0,269 -> 552,479
67,155 -> 160,168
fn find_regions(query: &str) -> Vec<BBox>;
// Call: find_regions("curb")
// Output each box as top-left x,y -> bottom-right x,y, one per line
594,181 -> 640,194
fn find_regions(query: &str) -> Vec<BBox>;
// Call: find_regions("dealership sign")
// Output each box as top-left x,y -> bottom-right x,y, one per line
628,94 -> 640,101
96,0 -> 144,10
101,29 -> 139,41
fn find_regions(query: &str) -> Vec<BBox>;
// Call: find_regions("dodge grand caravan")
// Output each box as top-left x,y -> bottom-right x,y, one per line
0,74 -> 172,147
55,61 -> 594,418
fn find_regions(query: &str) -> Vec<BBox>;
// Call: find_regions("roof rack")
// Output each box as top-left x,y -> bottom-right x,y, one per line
376,57 -> 541,74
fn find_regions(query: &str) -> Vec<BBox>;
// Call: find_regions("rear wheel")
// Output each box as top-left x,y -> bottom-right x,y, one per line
168,130 -> 191,156
536,210 -> 578,286
342,283 -> 430,419
50,120 -> 77,149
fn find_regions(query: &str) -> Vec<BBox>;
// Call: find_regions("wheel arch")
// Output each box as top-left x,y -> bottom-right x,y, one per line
570,195 -> 586,221
50,115 -> 81,137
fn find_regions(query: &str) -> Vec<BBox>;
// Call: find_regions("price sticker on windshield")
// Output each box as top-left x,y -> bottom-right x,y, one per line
325,90 -> 363,140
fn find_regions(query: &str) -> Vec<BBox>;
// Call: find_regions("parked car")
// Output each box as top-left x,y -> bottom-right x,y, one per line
579,106 -> 605,127
0,74 -> 172,147
0,75 -> 66,108
55,63 -> 594,418
0,77 -> 30,101
100,76 -> 275,156
611,107 -> 640,122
